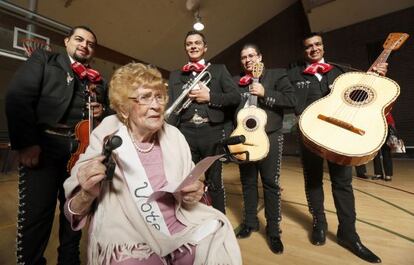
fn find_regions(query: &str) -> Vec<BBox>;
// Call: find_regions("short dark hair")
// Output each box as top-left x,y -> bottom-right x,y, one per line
302,32 -> 323,44
67,25 -> 98,44
184,30 -> 207,45
241,43 -> 261,56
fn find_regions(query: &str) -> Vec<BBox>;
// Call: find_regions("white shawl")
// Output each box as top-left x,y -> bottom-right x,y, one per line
64,115 -> 242,265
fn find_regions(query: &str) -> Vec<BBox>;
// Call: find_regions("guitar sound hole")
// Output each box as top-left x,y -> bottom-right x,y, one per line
344,85 -> 374,106
245,118 -> 257,129
349,89 -> 368,102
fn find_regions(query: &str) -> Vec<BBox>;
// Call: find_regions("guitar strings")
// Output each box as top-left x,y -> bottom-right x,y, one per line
331,48 -> 390,127
317,35 -> 403,141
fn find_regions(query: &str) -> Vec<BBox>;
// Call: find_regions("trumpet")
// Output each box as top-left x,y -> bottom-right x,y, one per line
165,63 -> 212,122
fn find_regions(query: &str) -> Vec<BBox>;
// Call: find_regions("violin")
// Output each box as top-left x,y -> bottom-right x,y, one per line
67,84 -> 98,172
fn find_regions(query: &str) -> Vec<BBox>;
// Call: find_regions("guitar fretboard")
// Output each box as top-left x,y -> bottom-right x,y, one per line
248,77 -> 260,106
368,49 -> 391,72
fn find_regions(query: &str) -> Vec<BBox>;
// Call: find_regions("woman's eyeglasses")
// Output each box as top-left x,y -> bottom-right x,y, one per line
128,94 -> 167,105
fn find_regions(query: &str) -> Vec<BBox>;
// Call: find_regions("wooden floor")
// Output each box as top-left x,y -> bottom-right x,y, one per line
1,156 -> 413,264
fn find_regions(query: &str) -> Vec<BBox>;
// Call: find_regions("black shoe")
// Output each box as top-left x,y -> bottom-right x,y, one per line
311,227 -> 326,246
337,237 -> 381,263
267,235 -> 284,254
356,174 -> 369,179
236,224 -> 259,239
371,175 -> 383,180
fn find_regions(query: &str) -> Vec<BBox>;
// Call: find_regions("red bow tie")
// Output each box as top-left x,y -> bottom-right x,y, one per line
303,63 -> 333,75
239,74 -> 253,86
71,62 -> 102,83
182,62 -> 205,73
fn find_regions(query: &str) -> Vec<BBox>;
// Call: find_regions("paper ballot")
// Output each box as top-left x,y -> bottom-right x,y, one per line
147,154 -> 224,202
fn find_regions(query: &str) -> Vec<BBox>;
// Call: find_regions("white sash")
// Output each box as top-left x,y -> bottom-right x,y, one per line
115,125 -> 171,236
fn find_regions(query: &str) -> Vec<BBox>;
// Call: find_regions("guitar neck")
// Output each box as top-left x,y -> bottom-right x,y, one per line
248,78 -> 260,106
368,48 -> 391,72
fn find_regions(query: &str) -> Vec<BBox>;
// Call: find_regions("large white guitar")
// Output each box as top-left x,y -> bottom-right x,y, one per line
299,32 -> 409,166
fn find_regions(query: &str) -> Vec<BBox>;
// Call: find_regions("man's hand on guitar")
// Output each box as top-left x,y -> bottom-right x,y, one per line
89,102 -> 104,117
372,62 -> 388,76
249,83 -> 265,97
189,82 -> 210,103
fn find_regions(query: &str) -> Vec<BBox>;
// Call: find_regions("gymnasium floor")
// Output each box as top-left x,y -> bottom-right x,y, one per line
1,156 -> 413,264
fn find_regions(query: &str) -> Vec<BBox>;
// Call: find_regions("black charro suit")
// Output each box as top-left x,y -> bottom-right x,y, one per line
168,63 -> 240,213
6,49 -> 107,149
6,49 -> 107,264
289,62 -> 345,116
234,69 -> 296,237
168,64 -> 240,124
287,62 -> 360,241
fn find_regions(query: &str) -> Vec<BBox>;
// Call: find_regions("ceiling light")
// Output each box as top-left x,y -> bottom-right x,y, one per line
193,11 -> 204,31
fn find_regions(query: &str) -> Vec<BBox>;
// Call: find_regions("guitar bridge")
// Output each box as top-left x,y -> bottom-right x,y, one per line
317,114 -> 365,136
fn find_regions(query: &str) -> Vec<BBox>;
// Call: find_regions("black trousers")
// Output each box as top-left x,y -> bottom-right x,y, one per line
179,122 -> 226,213
355,165 -> 366,176
239,131 -> 283,237
16,133 -> 81,265
373,143 -> 393,176
299,139 -> 358,241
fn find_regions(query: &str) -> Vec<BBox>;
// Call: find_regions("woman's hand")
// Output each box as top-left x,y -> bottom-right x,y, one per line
70,156 -> 106,215
180,180 -> 205,205
77,155 -> 107,199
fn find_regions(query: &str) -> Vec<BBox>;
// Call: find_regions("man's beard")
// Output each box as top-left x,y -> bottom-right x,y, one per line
73,54 -> 88,64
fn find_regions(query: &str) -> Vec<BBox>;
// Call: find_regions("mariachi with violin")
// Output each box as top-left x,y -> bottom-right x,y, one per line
67,63 -> 108,172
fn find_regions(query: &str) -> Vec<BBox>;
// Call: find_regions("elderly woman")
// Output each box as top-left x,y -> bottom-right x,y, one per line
64,63 -> 241,265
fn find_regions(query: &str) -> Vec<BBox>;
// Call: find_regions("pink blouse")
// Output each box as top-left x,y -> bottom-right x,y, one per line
137,144 -> 186,234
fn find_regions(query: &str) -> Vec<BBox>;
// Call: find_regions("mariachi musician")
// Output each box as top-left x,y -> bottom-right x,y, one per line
287,32 -> 387,263
233,44 -> 296,254
5,26 -> 108,264
167,30 -> 240,213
